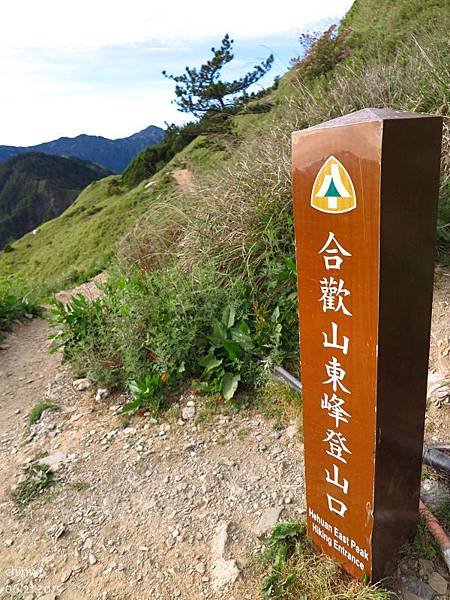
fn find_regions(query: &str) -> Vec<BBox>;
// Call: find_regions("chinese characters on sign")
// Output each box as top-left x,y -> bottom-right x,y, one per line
292,109 -> 442,581
319,232 -> 352,519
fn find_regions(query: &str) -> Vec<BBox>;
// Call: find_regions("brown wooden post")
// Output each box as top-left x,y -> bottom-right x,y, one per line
292,108 -> 442,581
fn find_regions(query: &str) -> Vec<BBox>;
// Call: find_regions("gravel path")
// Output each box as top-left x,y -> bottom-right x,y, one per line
0,269 -> 449,599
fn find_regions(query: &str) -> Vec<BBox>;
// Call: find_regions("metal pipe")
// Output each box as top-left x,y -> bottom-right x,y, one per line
419,499 -> 450,573
422,445 -> 450,476
273,365 -> 302,393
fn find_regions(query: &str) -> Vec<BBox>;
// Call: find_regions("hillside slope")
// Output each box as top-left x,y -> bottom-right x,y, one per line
0,153 -> 111,250
0,125 -> 164,173
0,0 -> 448,287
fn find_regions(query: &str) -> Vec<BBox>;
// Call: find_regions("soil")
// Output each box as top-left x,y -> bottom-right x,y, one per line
0,271 -> 449,600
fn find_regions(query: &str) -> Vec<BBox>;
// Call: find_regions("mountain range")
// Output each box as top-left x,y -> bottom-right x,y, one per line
0,153 -> 111,250
0,125 -> 164,173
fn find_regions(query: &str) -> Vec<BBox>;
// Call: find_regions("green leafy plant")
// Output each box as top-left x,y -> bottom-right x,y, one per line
27,398 -> 58,426
261,521 -> 390,600
118,373 -> 165,414
11,462 -> 56,507
0,273 -> 41,333
49,293 -> 103,362
198,305 -> 254,400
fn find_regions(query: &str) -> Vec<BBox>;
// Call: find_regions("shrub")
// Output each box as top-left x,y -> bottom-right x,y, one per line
291,24 -> 352,79
0,273 -> 41,333
260,521 -> 391,599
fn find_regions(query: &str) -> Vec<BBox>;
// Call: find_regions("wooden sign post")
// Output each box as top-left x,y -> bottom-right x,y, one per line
292,108 -> 442,581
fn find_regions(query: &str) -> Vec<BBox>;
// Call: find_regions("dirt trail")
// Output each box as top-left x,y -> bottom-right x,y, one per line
0,271 -> 449,599
0,319 -> 60,436
172,168 -> 193,192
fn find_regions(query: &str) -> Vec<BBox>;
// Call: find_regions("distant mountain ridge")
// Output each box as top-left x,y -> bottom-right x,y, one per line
0,152 -> 111,249
0,125 -> 164,173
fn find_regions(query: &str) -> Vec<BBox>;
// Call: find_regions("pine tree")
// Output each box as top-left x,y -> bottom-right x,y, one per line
162,34 -> 274,124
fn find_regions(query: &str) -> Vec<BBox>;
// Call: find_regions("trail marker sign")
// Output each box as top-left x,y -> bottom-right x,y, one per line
292,108 -> 442,581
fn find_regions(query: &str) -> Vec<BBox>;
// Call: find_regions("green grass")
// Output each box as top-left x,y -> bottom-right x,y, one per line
0,136 -> 227,288
11,462 -> 56,507
258,521 -> 391,600
27,398 -> 58,426
0,273 -> 41,334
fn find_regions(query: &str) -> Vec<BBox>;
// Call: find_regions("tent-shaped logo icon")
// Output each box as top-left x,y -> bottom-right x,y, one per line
311,156 -> 356,214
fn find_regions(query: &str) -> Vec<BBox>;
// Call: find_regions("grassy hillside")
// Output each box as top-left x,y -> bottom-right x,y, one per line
1,0 -> 449,292
0,153 -> 110,251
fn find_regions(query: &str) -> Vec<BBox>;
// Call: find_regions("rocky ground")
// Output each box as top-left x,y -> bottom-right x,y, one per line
0,269 -> 449,600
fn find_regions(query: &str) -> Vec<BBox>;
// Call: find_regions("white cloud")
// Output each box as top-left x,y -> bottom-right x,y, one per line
2,1 -> 353,49
0,0 -> 354,145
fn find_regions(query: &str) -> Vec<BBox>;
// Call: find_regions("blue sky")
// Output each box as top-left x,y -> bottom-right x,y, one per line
0,0 -> 353,146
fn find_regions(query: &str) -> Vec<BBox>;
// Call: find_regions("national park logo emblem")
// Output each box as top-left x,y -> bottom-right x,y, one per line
311,156 -> 356,214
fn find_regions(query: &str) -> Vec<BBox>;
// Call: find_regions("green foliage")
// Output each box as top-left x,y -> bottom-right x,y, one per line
122,123 -> 198,188
163,33 -> 273,123
0,273 -> 41,332
118,373 -> 165,414
198,304 -> 282,400
11,462 -> 55,507
291,24 -> 352,79
27,399 -> 58,426
0,152 -> 110,250
49,294 -> 104,364
260,521 -> 390,600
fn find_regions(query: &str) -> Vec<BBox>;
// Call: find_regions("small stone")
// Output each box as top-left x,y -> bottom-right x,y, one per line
285,424 -> 298,439
195,562 -> 206,574
255,507 -> 283,536
73,378 -> 91,391
186,400 -> 195,407
4,538 -> 14,547
61,569 -> 72,583
401,577 -> 435,600
182,406 -> 196,420
95,388 -> 110,401
54,525 -> 65,540
82,538 -> 92,551
88,554 -> 97,566
428,572 -> 447,595
37,451 -> 66,471
123,427 -> 137,436
418,558 -> 434,576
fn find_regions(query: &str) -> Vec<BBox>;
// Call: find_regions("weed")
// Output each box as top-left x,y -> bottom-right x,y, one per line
0,273 -> 41,333
260,521 -> 391,599
401,515 -> 440,562
118,373 -> 165,415
237,427 -> 248,440
70,481 -> 90,492
27,399 -> 58,426
258,381 -> 302,431
12,462 -> 56,507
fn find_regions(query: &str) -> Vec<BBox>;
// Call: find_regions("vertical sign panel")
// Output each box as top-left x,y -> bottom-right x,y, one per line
292,109 -> 442,581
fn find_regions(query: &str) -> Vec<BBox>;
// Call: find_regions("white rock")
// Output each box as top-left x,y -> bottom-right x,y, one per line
182,406 -> 196,420
73,378 -> 91,391
95,388 -> 110,401
255,506 -> 283,536
210,522 -> 240,590
428,572 -> 447,595
37,451 -> 67,471
88,554 -> 97,566
211,558 -> 239,590
285,424 -> 298,439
